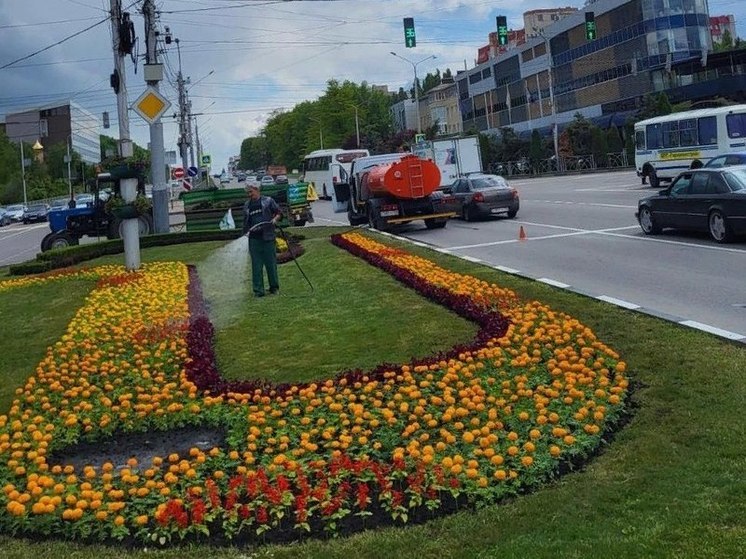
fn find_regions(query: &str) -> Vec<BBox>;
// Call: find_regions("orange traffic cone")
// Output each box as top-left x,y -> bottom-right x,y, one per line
519,226 -> 527,241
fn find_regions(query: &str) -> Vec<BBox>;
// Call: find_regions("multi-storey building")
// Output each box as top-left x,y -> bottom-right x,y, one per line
424,80 -> 463,136
390,98 -> 419,132
524,6 -> 579,39
4,101 -> 100,163
710,15 -> 737,45
457,0 -> 721,137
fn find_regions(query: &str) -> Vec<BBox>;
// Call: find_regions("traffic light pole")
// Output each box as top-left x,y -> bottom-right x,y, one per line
143,0 -> 169,234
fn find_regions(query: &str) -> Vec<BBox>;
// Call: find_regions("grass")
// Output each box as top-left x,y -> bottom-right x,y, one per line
1,229 -> 745,558
211,229 -> 478,383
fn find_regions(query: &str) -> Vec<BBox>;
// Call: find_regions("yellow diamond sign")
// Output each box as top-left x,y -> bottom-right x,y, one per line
132,87 -> 171,124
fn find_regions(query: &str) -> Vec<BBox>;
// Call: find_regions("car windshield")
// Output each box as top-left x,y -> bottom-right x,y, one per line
471,176 -> 508,189
7,205 -> 24,211
28,205 -> 46,211
723,169 -> 746,191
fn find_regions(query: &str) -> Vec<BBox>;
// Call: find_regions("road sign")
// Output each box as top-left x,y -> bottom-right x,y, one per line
182,178 -> 192,191
187,166 -> 198,177
201,154 -> 211,166
172,167 -> 185,180
403,18 -> 416,48
132,86 -> 171,124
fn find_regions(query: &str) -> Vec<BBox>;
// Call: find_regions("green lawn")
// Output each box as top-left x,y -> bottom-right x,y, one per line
0,229 -> 744,558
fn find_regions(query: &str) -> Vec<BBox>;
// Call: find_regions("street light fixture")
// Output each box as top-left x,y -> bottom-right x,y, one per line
390,52 -> 436,134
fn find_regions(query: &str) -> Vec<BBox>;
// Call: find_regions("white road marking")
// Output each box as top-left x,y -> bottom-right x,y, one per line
461,255 -> 482,263
532,199 -> 637,209
537,278 -> 571,288
446,225 -> 639,250
312,217 -> 348,226
0,223 -> 48,241
678,320 -> 746,341
596,295 -> 641,310
599,231 -> 746,254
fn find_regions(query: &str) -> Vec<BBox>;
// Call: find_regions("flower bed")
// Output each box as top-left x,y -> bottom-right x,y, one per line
0,233 -> 628,545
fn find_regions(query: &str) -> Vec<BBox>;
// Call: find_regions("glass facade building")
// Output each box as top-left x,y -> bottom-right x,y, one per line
457,0 -> 717,136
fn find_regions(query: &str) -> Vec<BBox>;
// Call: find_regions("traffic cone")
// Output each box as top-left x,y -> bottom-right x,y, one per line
519,225 -> 527,241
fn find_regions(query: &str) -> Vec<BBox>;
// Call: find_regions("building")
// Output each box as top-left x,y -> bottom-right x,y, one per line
390,98 -> 419,132
524,7 -> 579,39
710,15 -> 737,45
423,80 -> 463,136
4,101 -> 100,164
457,0 -> 720,138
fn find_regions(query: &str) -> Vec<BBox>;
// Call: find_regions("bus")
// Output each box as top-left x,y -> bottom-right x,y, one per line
302,149 -> 369,212
635,105 -> 746,188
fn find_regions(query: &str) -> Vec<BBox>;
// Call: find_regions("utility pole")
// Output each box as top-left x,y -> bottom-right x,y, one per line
175,39 -> 190,178
110,0 -> 139,270
142,0 -> 169,233
187,100 -> 195,168
66,139 -> 73,200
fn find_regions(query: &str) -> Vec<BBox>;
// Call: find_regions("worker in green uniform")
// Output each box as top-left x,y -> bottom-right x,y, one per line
243,184 -> 282,297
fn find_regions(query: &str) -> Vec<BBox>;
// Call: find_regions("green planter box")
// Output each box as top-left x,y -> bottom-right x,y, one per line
111,204 -> 140,219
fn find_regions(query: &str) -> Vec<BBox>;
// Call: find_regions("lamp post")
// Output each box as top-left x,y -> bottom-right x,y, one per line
390,52 -> 436,134
349,104 -> 361,148
310,117 -> 324,149
66,138 -> 73,201
536,30 -> 560,168
20,142 -> 28,207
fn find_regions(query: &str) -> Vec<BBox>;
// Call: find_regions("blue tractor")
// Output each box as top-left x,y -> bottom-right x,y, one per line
41,173 -> 153,252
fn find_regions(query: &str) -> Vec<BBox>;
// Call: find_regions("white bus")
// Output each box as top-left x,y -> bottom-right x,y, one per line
635,104 -> 746,188
302,148 -> 369,212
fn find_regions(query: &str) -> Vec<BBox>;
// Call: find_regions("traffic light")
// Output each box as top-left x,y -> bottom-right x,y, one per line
496,15 -> 509,46
403,17 -> 416,48
585,12 -> 596,41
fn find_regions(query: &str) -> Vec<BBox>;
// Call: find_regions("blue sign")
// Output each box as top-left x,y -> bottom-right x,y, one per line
187,166 -> 199,177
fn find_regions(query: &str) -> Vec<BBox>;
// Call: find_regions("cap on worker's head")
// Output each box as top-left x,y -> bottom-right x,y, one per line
247,183 -> 260,191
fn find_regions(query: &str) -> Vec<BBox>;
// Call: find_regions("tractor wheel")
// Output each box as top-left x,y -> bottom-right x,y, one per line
46,232 -> 79,251
109,214 -> 154,239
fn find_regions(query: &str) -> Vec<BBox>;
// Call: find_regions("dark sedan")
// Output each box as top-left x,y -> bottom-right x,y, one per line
22,203 -> 49,224
636,167 -> 746,243
704,152 -> 746,168
450,174 -> 519,221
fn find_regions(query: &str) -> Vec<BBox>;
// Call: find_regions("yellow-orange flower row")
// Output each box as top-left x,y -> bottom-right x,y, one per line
0,236 -> 628,543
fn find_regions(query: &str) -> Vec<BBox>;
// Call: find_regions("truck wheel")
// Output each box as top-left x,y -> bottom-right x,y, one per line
46,232 -> 79,250
110,214 -> 154,239
348,208 -> 367,226
367,204 -> 382,230
40,232 -> 56,252
424,218 -> 447,229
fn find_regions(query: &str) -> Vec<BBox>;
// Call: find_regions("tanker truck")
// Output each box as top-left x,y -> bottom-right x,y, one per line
339,153 -> 458,231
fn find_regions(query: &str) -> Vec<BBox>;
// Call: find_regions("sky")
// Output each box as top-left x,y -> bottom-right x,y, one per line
1,0 -> 744,172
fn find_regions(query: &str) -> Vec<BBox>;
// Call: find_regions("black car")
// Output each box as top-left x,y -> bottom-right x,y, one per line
22,203 -> 49,224
636,167 -> 746,243
704,152 -> 746,168
449,174 -> 519,221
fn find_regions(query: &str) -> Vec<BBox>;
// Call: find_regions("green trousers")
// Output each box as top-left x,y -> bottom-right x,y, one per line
248,237 -> 279,296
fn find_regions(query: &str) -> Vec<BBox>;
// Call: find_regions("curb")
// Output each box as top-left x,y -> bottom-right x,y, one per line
372,229 -> 746,347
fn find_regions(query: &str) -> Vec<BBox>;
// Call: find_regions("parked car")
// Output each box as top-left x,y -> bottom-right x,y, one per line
636,166 -> 746,243
260,175 -> 276,187
5,204 -> 26,222
23,203 -> 49,223
237,172 -> 247,182
274,174 -> 289,185
220,175 -> 231,185
0,208 -> 11,227
449,174 -> 519,221
49,198 -> 68,212
75,194 -> 94,207
704,152 -> 746,168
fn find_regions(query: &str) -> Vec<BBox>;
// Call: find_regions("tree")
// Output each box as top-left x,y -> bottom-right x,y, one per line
239,136 -> 268,170
529,129 -> 543,171
590,126 -> 608,167
566,113 -> 593,155
606,127 -> 623,153
715,29 -> 734,51
655,92 -> 673,116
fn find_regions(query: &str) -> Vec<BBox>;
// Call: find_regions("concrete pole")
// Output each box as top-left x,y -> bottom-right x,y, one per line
66,139 -> 73,199
110,0 -> 132,159
120,177 -> 141,270
413,66 -> 421,134
143,0 -> 169,233
111,0 -> 139,270
20,142 -> 28,207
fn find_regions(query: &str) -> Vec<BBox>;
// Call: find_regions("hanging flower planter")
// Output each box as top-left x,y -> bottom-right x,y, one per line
109,163 -> 146,180
105,194 -> 152,220
111,204 -> 140,220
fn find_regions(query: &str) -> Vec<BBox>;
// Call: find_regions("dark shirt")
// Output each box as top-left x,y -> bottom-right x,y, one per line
246,199 -> 264,238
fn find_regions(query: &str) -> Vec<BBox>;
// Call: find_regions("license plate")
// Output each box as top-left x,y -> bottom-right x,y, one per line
380,210 -> 399,217
491,207 -> 509,214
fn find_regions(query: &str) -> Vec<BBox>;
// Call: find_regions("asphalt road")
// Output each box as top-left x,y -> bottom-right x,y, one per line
0,222 -> 50,267
308,170 -> 746,340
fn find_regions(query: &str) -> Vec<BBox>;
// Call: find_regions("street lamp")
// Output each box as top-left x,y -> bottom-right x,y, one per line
349,104 -> 361,148
534,29 -> 560,168
310,117 -> 324,149
390,52 -> 436,134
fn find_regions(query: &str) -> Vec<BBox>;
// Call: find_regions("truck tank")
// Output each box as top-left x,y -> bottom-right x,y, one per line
364,155 -> 442,199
